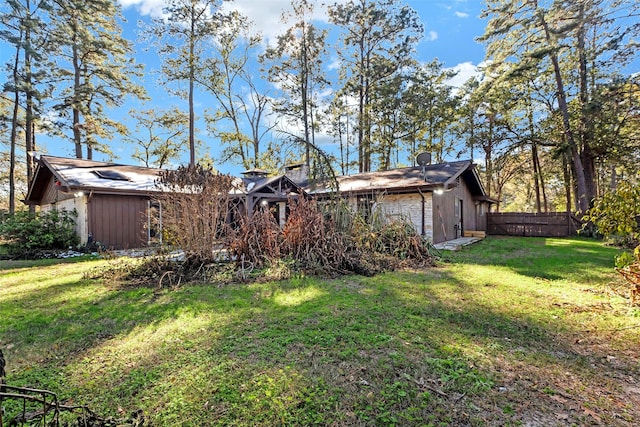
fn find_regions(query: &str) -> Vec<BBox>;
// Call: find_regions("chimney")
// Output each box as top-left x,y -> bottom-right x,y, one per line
241,168 -> 268,182
284,163 -> 309,186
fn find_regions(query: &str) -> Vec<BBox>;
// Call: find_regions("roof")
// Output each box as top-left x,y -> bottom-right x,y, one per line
25,156 -> 165,203
244,175 -> 304,195
24,156 -> 306,204
307,160 -> 488,197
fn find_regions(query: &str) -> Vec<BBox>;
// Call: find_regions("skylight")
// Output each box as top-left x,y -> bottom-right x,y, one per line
93,169 -> 131,181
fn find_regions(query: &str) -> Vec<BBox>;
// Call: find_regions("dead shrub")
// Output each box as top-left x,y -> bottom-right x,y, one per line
229,207 -> 281,268
282,197 -> 349,273
369,219 -> 435,263
280,197 -> 435,275
85,255 -> 231,289
142,167 -> 437,281
154,164 -> 235,263
616,246 -> 640,305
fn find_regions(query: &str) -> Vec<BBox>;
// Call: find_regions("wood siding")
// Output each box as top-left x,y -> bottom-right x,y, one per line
42,176 -> 74,205
88,195 -> 149,249
432,180 -> 481,243
487,212 -> 581,237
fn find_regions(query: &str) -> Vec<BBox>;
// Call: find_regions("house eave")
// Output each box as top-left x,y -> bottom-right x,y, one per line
312,183 -> 442,198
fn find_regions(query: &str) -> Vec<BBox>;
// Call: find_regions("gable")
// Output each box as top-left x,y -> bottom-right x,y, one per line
246,175 -> 306,197
307,160 -> 488,198
24,156 -> 164,205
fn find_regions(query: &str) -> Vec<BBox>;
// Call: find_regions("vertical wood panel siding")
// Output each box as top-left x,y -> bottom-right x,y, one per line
88,195 -> 148,249
432,181 -> 480,243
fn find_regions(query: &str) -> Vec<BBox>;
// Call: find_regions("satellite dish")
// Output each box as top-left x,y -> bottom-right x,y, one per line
416,152 -> 432,166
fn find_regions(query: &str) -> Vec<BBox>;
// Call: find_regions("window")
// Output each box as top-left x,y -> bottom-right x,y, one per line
357,193 -> 376,222
148,202 -> 162,245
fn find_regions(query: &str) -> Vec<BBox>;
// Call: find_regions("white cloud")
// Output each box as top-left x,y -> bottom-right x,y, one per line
445,61 -> 481,88
119,0 -> 342,43
327,56 -> 342,71
426,30 -> 438,41
119,0 -> 166,19
455,11 -> 469,18
221,0 -> 293,43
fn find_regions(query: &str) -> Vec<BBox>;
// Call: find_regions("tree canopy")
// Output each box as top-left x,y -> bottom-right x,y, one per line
0,0 -> 638,222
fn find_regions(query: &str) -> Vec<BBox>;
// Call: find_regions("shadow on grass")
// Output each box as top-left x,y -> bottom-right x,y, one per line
442,236 -> 620,283
1,246 -> 636,426
0,255 -> 98,271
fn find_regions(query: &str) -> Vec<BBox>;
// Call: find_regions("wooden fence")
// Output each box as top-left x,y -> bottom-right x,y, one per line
487,212 -> 583,237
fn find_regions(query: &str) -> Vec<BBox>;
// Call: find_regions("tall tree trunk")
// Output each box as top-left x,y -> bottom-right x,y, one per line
538,8 -> 589,213
581,145 -> 597,203
577,3 -> 596,207
339,113 -> 346,175
71,16 -> 83,159
563,152 -> 572,214
9,45 -> 20,215
484,116 -> 494,198
357,39 -> 365,173
301,21 -> 310,167
24,0 -> 36,185
527,93 -> 543,213
536,145 -> 548,212
531,142 -> 542,213
188,10 -> 196,166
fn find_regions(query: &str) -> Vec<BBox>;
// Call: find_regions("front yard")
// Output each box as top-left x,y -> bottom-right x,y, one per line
1,236 -> 638,426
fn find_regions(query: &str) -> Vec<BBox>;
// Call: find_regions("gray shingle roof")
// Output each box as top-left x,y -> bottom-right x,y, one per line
307,160 -> 485,196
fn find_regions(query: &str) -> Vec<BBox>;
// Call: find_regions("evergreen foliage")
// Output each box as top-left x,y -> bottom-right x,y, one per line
584,179 -> 640,246
0,208 -> 79,258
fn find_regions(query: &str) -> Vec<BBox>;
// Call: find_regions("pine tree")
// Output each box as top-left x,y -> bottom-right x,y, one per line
480,0 -> 640,213
262,0 -> 328,168
147,0 -> 227,166
328,0 -> 423,172
49,0 -> 145,160
0,0 -> 50,212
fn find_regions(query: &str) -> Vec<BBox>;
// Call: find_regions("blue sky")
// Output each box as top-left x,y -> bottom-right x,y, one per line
5,0 -> 490,174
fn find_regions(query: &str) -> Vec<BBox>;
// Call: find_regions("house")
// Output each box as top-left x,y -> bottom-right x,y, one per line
23,156 -> 491,248
24,156 -> 165,249
306,160 -> 495,244
23,156 -> 306,249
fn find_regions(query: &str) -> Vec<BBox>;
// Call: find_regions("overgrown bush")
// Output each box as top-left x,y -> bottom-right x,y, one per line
154,164 -> 235,263
0,209 -> 79,258
230,196 -> 436,277
584,180 -> 640,247
229,207 -> 282,268
616,245 -> 640,305
90,194 -> 437,286
282,198 -> 350,272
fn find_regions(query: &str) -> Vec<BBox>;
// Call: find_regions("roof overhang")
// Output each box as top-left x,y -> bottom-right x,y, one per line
24,155 -> 165,206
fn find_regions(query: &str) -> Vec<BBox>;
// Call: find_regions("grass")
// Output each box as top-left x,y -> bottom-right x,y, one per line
1,236 -> 639,426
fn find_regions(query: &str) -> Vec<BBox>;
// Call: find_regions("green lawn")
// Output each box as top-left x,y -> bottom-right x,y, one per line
1,237 -> 638,426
